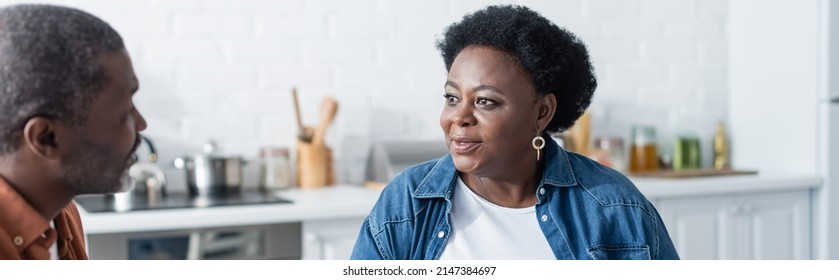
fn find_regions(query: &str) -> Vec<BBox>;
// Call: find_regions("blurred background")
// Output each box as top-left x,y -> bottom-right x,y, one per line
0,0 -> 732,183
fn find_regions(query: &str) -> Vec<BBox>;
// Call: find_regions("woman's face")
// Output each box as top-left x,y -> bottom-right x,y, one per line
440,45 -> 554,177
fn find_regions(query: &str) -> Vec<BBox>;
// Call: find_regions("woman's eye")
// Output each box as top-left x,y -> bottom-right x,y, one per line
476,97 -> 497,107
443,94 -> 459,105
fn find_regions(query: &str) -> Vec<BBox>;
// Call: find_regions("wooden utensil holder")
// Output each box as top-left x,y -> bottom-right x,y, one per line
296,139 -> 335,188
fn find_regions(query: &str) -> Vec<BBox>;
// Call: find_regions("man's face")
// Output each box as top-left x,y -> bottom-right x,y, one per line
60,49 -> 147,195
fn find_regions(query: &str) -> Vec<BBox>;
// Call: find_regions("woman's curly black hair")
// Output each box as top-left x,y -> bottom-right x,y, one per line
436,5 -> 596,133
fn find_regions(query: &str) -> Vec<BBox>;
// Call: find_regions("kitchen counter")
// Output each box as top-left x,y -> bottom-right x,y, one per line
78,185 -> 382,235
630,173 -> 822,199
79,174 -> 822,235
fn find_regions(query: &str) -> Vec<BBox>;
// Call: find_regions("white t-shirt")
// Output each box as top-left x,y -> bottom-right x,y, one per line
438,177 -> 556,260
48,221 -> 58,260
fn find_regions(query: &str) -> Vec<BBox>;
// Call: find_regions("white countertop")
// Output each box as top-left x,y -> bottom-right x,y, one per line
78,185 -> 382,235
79,174 -> 823,235
631,173 -> 822,199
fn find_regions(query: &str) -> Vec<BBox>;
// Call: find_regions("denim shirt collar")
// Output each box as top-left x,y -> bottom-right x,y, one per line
411,136 -> 578,199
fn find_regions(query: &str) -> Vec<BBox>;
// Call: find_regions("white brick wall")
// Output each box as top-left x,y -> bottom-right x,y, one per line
0,0 -> 730,187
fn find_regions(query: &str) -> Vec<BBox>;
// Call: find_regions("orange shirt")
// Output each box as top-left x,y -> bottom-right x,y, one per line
0,176 -> 88,260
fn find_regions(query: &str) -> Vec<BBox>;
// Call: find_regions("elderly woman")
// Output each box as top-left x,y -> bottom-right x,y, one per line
351,5 -> 678,260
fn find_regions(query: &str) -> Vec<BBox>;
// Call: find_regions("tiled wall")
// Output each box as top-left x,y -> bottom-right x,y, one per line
0,0 -> 729,186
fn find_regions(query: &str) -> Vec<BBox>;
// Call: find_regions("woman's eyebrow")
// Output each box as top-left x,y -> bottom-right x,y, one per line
445,81 -> 459,90
473,85 -> 505,95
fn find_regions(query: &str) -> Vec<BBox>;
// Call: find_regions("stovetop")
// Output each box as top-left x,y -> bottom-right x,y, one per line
75,190 -> 293,213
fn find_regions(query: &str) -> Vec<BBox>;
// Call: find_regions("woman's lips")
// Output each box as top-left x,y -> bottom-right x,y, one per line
450,137 -> 481,154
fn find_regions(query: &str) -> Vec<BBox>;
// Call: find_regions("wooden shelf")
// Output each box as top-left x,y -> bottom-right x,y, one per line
630,168 -> 758,178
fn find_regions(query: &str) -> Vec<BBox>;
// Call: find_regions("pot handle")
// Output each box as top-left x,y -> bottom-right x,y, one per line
140,134 -> 158,163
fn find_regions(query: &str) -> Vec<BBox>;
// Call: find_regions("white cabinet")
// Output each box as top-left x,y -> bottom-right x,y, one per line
302,217 -> 365,260
656,190 -> 811,260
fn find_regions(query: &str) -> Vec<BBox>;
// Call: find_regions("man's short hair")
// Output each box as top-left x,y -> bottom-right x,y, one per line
0,4 -> 125,155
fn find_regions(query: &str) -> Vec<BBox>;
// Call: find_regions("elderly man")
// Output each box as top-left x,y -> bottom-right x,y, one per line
0,4 -> 146,259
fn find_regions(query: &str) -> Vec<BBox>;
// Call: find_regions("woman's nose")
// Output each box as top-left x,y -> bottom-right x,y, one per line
450,103 -> 476,127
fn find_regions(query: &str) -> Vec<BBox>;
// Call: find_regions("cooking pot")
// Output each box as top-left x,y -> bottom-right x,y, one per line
174,141 -> 246,197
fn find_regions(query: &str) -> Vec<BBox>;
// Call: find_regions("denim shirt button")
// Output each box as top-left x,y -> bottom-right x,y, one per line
539,188 -> 545,195
541,215 -> 548,222
437,231 -> 445,238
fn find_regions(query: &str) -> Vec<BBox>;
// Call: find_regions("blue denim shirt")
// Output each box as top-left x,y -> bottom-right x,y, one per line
351,137 -> 679,260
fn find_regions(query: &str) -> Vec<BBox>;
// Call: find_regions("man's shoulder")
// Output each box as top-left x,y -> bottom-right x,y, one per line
64,201 -> 84,225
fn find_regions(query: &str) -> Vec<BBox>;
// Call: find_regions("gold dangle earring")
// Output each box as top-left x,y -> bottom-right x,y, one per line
532,130 -> 545,161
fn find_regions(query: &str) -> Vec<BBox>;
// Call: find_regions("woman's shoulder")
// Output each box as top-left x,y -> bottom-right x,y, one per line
369,155 -> 453,217
563,151 -> 651,207
383,156 -> 449,193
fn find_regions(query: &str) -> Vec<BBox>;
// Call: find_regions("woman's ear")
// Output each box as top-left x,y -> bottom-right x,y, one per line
537,94 -> 557,130
22,117 -> 61,159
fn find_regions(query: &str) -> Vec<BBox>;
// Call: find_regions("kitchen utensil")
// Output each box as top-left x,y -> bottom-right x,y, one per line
296,141 -> 330,188
128,135 -> 167,198
311,96 -> 338,146
565,111 -> 592,155
174,140 -> 247,197
112,134 -> 167,207
291,87 -> 314,143
296,96 -> 338,188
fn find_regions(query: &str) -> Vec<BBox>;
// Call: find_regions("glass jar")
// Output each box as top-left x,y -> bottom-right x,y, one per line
592,136 -> 627,173
259,147 -> 292,191
629,126 -> 660,173
673,135 -> 701,171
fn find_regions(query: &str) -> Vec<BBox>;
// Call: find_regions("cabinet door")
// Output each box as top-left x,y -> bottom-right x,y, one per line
302,217 -> 365,260
656,195 -> 736,260
733,191 -> 811,260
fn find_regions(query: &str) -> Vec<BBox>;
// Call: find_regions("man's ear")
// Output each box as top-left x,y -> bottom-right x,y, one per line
22,117 -> 62,159
536,94 -> 557,131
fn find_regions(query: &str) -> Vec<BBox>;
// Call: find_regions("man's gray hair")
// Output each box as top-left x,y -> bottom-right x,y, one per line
0,4 -> 124,154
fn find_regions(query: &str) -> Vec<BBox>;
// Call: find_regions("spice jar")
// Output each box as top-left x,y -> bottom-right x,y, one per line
591,136 -> 627,173
629,126 -> 660,173
673,135 -> 701,171
259,147 -> 292,191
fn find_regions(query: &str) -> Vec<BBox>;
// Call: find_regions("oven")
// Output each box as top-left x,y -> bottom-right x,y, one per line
86,222 -> 301,260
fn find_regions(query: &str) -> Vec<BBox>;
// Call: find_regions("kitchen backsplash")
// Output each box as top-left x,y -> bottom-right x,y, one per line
0,0 -> 729,186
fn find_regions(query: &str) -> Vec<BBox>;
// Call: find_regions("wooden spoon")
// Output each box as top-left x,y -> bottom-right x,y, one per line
311,96 -> 338,146
291,87 -> 314,142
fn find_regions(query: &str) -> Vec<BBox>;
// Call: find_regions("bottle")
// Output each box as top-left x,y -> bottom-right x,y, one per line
713,121 -> 730,170
629,126 -> 660,173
